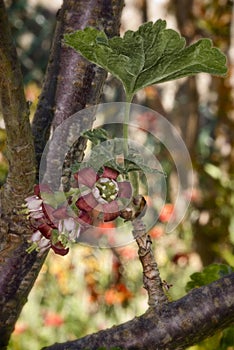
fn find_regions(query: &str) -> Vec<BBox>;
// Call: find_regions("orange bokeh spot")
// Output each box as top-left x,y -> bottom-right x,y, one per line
159,203 -> 174,223
43,312 -> 64,327
104,283 -> 133,305
149,225 -> 164,239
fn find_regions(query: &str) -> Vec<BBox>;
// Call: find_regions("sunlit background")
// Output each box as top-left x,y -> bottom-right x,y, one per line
1,0 -> 233,349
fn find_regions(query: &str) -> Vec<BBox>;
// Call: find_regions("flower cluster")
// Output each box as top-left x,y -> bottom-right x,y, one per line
25,185 -> 91,256
25,166 -> 133,256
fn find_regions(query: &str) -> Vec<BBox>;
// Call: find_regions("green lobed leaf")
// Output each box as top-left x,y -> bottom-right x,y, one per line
185,263 -> 234,292
64,20 -> 227,98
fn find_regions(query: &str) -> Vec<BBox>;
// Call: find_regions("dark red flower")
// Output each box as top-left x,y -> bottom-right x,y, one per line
74,166 -> 132,222
37,223 -> 53,239
77,211 -> 93,225
26,184 -> 92,256
34,184 -> 52,197
51,242 -> 69,256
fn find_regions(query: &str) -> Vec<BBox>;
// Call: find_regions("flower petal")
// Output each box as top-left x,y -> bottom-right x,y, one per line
101,166 -> 119,180
38,237 -> 51,251
68,227 -> 81,242
30,210 -> 44,219
118,181 -> 132,199
38,223 -> 53,239
34,184 -> 41,197
31,230 -> 42,242
102,200 -> 119,222
42,203 -> 57,228
52,206 -> 68,220
63,217 -> 76,232
34,184 -> 52,197
74,167 -> 98,188
25,196 -> 42,211
77,211 -> 93,225
76,193 -> 98,212
25,194 -> 39,203
51,243 -> 69,256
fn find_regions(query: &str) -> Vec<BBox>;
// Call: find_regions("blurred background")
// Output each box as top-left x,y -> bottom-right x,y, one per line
1,0 -> 234,349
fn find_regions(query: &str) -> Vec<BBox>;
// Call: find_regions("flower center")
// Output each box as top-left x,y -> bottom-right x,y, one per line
93,178 -> 119,203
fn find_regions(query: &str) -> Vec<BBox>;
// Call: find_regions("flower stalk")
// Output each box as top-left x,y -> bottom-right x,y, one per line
132,218 -> 168,307
123,99 -> 132,159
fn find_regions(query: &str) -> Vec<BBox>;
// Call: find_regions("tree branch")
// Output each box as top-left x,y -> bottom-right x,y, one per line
38,0 -> 124,190
0,9 -> 41,349
0,2 -> 124,349
0,242 -> 46,350
0,0 -> 35,212
42,273 -> 234,350
32,0 -> 124,178
31,11 -> 62,179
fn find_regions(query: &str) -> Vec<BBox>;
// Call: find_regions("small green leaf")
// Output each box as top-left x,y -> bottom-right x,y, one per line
64,20 -> 227,98
70,162 -> 81,174
186,264 -> 234,292
125,159 -> 164,175
41,191 -> 66,208
83,128 -> 109,146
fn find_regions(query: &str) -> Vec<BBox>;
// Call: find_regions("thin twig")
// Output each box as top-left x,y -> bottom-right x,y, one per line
132,218 -> 168,307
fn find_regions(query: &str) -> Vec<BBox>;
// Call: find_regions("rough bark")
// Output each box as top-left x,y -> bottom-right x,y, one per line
42,273 -> 234,350
0,1 -> 124,349
41,0 -> 124,190
0,0 -> 35,214
32,0 -> 124,178
0,7 -> 41,348
0,243 -> 46,350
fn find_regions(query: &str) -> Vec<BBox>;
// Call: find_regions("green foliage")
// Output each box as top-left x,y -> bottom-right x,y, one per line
64,20 -> 227,101
42,191 -> 67,208
83,128 -> 109,145
219,326 -> 234,350
186,264 -> 234,292
81,128 -> 164,176
188,325 -> 234,350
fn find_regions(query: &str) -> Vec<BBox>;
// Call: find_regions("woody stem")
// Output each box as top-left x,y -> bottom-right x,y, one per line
132,218 -> 168,307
